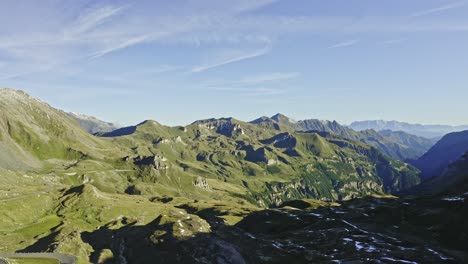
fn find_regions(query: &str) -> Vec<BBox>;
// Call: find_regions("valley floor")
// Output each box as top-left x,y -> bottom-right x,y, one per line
1,176 -> 466,263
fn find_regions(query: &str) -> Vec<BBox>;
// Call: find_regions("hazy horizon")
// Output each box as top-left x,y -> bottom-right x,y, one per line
1,0 -> 468,126
4,86 -> 468,128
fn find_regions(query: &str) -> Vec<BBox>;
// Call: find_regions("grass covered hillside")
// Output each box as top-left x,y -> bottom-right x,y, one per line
100,115 -> 421,205
251,114 -> 434,161
0,88 -> 124,170
0,88 -> 423,263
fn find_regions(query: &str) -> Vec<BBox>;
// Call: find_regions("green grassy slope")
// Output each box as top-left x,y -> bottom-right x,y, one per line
252,114 -> 434,161
0,88 -> 424,263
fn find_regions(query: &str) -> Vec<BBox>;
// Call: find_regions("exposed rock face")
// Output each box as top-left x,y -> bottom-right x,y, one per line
193,176 -> 210,191
338,181 -> 384,200
194,118 -> 245,137
267,159 -> 279,166
175,136 -> 186,145
260,176 -> 387,206
150,211 -> 211,241
156,138 -> 171,144
133,155 -> 169,171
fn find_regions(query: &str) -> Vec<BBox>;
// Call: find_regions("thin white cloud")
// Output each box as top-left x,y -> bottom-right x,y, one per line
89,34 -> 150,59
65,5 -> 126,38
328,39 -> 360,49
204,86 -> 286,96
233,0 -> 279,13
408,1 -> 466,18
202,71 -> 300,87
239,72 -> 300,84
191,46 -> 271,73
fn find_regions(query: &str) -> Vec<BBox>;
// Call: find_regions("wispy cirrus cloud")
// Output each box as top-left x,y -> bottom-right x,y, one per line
65,5 -> 127,38
231,0 -> 280,13
238,72 -> 300,84
328,39 -> 360,49
89,34 -> 151,59
2,0 -> 468,85
408,1 -> 466,18
191,45 -> 271,73
205,86 -> 286,96
201,71 -> 300,88
197,71 -> 300,98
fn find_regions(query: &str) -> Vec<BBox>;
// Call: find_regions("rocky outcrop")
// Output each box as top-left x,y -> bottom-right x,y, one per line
133,155 -> 169,171
259,176 -> 386,206
194,118 -> 245,137
193,176 -> 210,191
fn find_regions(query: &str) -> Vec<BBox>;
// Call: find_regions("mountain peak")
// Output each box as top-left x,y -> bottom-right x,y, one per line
271,113 -> 296,124
271,113 -> 288,119
1,87 -> 38,102
138,119 -> 162,126
67,112 -> 120,134
249,116 -> 271,124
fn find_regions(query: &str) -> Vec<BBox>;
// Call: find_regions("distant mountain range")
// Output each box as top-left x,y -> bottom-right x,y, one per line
350,120 -> 468,139
67,112 -> 120,134
70,112 -> 435,161
252,114 -> 434,161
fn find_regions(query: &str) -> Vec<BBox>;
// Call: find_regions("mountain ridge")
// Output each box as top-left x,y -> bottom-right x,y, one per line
248,113 -> 434,161
411,130 -> 468,179
350,120 -> 468,138
67,112 -> 120,134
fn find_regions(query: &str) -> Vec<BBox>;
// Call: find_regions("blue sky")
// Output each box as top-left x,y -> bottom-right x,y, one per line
1,0 -> 468,126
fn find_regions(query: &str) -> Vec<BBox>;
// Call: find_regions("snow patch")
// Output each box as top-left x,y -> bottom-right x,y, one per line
380,257 -> 418,264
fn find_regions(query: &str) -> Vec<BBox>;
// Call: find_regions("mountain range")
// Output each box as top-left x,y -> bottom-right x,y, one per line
350,120 -> 468,139
1,87 -> 467,263
251,114 -> 435,161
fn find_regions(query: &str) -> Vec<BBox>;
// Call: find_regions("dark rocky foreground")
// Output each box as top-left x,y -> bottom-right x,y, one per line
79,195 -> 467,264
